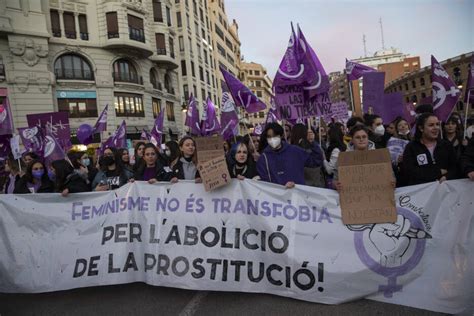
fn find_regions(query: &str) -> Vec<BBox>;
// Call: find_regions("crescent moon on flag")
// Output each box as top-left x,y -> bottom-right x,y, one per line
237,90 -> 252,109
278,64 -> 305,79
303,72 -> 322,91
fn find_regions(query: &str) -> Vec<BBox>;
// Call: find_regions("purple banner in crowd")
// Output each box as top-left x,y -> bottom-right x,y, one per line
18,126 -> 45,156
346,59 -> 377,81
220,84 -> 239,141
431,55 -> 460,122
93,104 -> 108,133
0,134 -> 11,159
185,94 -> 202,136
201,98 -> 221,136
150,110 -> 164,146
362,72 -> 385,115
322,101 -> 349,123
27,112 -> 71,150
382,92 -> 404,123
0,96 -> 14,136
43,130 -> 66,165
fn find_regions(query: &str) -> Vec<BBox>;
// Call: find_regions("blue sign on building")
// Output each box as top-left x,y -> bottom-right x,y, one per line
56,90 -> 97,99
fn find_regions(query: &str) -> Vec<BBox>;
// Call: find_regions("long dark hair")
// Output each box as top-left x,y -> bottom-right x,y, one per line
51,159 -> 74,191
165,141 -> 180,163
442,115 -> 463,143
414,113 -> 438,141
24,160 -> 49,183
67,151 -> 83,169
100,147 -> 124,173
117,148 -> 130,165
326,123 -> 346,160
134,141 -> 146,157
290,123 -> 308,146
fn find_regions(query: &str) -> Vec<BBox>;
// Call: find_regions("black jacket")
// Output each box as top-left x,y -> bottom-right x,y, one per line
4,174 -> 21,194
13,175 -> 55,194
460,137 -> 474,177
227,161 -> 258,179
402,139 -> 457,185
171,159 -> 200,180
58,173 -> 90,193
369,131 -> 391,149
134,162 -> 172,181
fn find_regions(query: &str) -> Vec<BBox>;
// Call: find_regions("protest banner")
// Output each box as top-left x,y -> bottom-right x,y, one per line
195,135 -> 224,163
197,155 -> 231,191
322,101 -> 349,123
27,112 -> 71,150
338,149 -> 396,225
0,180 -> 472,314
387,137 -> 410,164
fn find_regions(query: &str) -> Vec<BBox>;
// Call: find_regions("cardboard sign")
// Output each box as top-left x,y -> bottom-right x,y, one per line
338,148 -> 396,225
198,155 -> 231,191
195,136 -> 224,163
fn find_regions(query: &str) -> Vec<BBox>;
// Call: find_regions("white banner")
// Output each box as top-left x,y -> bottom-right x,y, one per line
0,180 -> 473,314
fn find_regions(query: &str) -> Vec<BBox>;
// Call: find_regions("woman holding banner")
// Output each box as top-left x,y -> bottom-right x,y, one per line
92,147 -> 133,191
133,144 -> 175,183
227,142 -> 258,180
14,160 -> 54,194
402,113 -> 457,185
50,159 -> 89,196
171,136 -> 201,182
257,123 -> 323,188
324,123 -> 347,188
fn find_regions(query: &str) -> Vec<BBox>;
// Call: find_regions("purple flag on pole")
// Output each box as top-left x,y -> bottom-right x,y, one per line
297,26 -> 330,98
101,121 -> 127,154
220,66 -> 266,114
140,129 -> 151,141
18,126 -> 45,156
201,98 -> 221,136
185,94 -> 202,136
0,97 -> 14,136
403,102 -> 417,126
464,56 -> 474,103
431,55 -> 461,122
43,129 -> 66,165
94,104 -> 108,133
0,134 -> 11,159
362,72 -> 386,114
27,112 -> 71,150
220,87 -> 239,141
150,110 -> 164,146
346,59 -> 377,81
381,92 -> 404,123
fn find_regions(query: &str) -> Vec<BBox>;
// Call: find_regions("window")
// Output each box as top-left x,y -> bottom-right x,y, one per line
150,69 -> 160,90
128,15 -> 145,42
412,80 -> 416,89
201,88 -> 205,101
197,44 -> 201,58
191,61 -> 195,77
50,10 -> 61,37
405,96 -> 409,103
186,14 -> 190,29
199,66 -> 204,81
201,28 -> 205,39
179,36 -> 184,51
193,0 -> 197,15
106,12 -> 119,38
153,0 -> 163,22
420,77 -> 425,86
199,8 -> 204,22
58,98 -> 97,118
164,72 -> 174,94
113,59 -> 140,84
255,80 -> 261,87
63,12 -> 76,39
166,6 -> 172,26
206,70 -> 210,84
194,22 -> 199,36
256,91 -> 263,97
259,111 -> 264,118
204,49 -> 208,64
169,37 -> 175,58
215,24 -> 224,40
225,38 -> 232,50
217,43 -> 226,58
183,84 -> 189,100
193,85 -> 197,96
176,12 -> 182,27
155,33 -> 166,55
181,60 -> 187,76
404,83 -> 409,91
152,98 -> 161,118
255,70 -> 260,76
166,101 -> 175,121
188,36 -> 193,53
421,92 -> 426,99
0,60 -> 5,79
78,14 -> 88,40
114,93 -> 144,117
54,54 -> 94,80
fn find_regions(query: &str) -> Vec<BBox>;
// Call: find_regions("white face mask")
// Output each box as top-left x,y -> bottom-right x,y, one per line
399,130 -> 410,136
267,137 -> 281,149
374,125 -> 385,136
165,150 -> 171,157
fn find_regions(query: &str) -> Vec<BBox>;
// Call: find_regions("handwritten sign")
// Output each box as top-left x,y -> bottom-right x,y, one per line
195,136 -> 224,163
323,101 -> 349,123
198,155 -> 231,191
338,149 -> 396,225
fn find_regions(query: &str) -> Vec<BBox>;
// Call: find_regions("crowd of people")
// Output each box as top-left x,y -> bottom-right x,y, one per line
1,106 -> 474,196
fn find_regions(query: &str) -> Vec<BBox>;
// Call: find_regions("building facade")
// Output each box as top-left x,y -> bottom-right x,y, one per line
239,61 -> 272,126
385,51 -> 473,116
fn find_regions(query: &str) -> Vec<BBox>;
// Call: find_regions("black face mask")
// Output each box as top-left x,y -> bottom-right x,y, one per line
103,156 -> 115,166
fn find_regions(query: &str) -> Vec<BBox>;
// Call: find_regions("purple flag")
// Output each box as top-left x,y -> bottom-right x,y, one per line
94,104 -> 108,133
362,72 -> 386,114
140,129 -> 151,141
464,56 -> 474,103
100,121 -> 127,154
253,123 -> 264,136
150,110 -> 164,146
201,98 -> 221,136
185,94 -> 202,136
346,59 -> 377,81
297,26 -> 330,98
381,92 -> 404,123
0,134 -> 11,159
220,66 -> 267,114
27,112 -> 71,150
402,102 -> 417,126
43,129 -> 66,165
431,55 -> 461,121
0,97 -> 14,136
265,108 -> 279,124
220,87 -> 239,141
18,126 -> 45,156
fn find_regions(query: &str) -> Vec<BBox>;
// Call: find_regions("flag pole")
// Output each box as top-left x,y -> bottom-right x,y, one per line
348,79 -> 355,113
464,89 -> 472,139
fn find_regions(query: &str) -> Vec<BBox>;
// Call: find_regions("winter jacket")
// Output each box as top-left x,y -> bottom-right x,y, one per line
58,172 -> 90,193
257,142 -> 323,185
91,168 -> 133,191
460,137 -> 474,177
134,162 -> 173,182
13,175 -> 55,194
401,139 -> 457,185
227,161 -> 258,179
171,158 -> 200,180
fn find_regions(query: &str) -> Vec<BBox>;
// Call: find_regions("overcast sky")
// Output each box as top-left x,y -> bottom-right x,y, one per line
225,0 -> 473,78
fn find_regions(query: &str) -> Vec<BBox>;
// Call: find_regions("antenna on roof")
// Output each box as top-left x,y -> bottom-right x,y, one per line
379,17 -> 386,50
363,34 -> 367,57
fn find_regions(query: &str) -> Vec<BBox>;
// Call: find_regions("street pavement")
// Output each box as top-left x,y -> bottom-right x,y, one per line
0,283 -> 449,316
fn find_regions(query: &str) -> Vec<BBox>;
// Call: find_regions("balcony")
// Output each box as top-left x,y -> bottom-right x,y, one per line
149,50 -> 179,70
113,72 -> 143,85
103,32 -> 154,58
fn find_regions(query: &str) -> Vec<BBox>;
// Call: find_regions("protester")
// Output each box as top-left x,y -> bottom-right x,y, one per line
284,123 -> 292,143
386,120 -> 396,136
133,141 -> 146,172
50,159 -> 89,196
364,114 -> 390,148
22,152 -> 39,167
227,142 -> 258,179
171,136 -> 201,181
117,148 -> 133,173
134,143 -> 175,183
14,160 -> 54,194
345,116 -> 365,144
324,123 -> 347,185
257,122 -> 323,188
3,154 -> 25,194
223,140 -> 231,155
460,137 -> 474,180
402,113 -> 457,185
394,118 -> 412,141
92,147 -> 133,191
164,140 -> 180,167
442,116 -> 466,158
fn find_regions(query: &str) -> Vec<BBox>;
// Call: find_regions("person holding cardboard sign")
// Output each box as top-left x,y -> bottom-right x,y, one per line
171,136 -> 201,183
402,113 -> 457,185
257,123 -> 323,188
